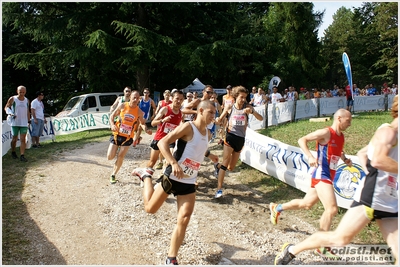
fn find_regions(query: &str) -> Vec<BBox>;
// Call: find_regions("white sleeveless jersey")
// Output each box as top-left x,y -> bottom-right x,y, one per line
352,123 -> 398,213
169,122 -> 208,184
12,96 -> 29,127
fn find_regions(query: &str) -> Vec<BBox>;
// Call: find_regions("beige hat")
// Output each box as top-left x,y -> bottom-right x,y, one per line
164,90 -> 171,95
186,92 -> 193,97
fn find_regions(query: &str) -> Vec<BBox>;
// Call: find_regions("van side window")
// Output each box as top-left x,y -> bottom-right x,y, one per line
100,95 -> 118,106
87,96 -> 97,108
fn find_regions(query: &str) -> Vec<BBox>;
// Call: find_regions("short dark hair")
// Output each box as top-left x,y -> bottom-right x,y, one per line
36,91 -> 43,96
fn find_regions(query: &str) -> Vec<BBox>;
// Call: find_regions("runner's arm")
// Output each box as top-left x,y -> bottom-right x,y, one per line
158,122 -> 193,179
109,96 -> 121,113
151,106 -> 167,127
298,128 -> 330,167
109,103 -> 123,131
369,126 -> 398,173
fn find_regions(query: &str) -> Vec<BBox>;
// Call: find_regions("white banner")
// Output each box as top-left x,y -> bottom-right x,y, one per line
319,97 -> 346,115
353,95 -> 386,112
240,128 -> 367,209
51,112 -> 111,135
388,94 -> 396,109
2,123 -> 32,156
295,99 -> 318,119
248,105 -> 267,130
267,102 -> 295,126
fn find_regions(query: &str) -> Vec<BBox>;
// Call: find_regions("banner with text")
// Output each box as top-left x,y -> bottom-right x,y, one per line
240,128 -> 366,209
51,112 -> 111,135
295,99 -> 318,119
353,95 -> 386,112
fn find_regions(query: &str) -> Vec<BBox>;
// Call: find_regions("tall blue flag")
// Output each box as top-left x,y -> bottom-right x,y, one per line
342,52 -> 354,100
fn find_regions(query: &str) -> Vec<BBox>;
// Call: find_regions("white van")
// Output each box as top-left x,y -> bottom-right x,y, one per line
56,92 -> 123,118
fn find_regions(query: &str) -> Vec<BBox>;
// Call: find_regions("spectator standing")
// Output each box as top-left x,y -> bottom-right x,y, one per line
298,88 -> 307,100
251,87 -> 268,106
345,85 -> 354,112
353,84 -> 360,96
30,91 -> 47,148
249,86 -> 257,104
286,86 -> 298,101
367,83 -> 377,96
313,88 -> 321,98
4,85 -> 30,162
391,84 -> 397,95
270,86 -> 283,103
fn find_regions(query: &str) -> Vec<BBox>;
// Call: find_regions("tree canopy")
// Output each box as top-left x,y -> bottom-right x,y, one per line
2,2 -> 397,116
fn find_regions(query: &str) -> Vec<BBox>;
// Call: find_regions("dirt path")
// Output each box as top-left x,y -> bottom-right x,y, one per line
19,132 -> 386,265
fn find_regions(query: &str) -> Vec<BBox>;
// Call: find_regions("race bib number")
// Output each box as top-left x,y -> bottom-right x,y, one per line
329,155 -> 340,170
163,122 -> 177,134
180,158 -> 201,178
119,123 -> 133,135
232,114 -> 246,126
385,176 -> 398,198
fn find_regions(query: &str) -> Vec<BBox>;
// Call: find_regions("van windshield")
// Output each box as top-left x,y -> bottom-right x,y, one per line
62,96 -> 84,111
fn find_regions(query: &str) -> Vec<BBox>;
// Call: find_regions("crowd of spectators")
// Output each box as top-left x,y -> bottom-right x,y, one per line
242,83 -> 398,106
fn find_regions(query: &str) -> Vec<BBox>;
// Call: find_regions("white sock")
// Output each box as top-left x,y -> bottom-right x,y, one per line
288,245 -> 295,255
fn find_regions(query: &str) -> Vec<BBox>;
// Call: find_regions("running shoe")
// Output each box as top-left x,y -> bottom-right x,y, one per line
213,163 -> 220,177
269,202 -> 281,225
11,151 -> 18,159
214,189 -> 223,198
274,243 -> 295,265
155,162 -> 163,170
20,155 -> 28,162
110,175 -> 116,184
165,258 -> 179,265
314,247 -> 339,259
132,167 -> 155,181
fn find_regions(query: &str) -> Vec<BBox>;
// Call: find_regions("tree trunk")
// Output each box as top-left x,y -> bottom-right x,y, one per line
135,3 -> 150,92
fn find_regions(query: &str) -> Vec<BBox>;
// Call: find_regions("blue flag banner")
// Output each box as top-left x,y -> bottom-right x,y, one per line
342,52 -> 354,100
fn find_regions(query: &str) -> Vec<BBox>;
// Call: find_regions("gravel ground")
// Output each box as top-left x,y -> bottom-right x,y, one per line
17,132 -> 390,265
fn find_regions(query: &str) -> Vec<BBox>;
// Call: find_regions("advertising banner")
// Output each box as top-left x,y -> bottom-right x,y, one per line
240,128 -> 367,209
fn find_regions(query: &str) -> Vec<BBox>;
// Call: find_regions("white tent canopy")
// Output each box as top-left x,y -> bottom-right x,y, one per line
181,78 -> 226,95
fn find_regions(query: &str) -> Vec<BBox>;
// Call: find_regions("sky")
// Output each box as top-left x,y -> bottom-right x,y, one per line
312,1 -> 364,39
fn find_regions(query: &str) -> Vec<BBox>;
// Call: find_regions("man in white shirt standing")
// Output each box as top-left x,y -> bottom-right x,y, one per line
270,86 -> 283,104
31,91 -> 47,148
4,85 -> 30,161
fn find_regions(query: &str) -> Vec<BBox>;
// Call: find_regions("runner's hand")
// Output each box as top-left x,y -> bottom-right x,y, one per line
171,162 -> 184,179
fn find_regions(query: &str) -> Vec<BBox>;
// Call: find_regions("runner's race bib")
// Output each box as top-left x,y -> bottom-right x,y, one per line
119,123 -> 133,136
164,122 -> 177,134
232,114 -> 246,126
180,158 -> 201,178
385,176 -> 398,198
329,155 -> 340,170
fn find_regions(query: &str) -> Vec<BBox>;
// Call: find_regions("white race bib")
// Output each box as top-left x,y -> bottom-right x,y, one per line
329,155 -> 340,170
232,114 -> 246,126
180,158 -> 201,178
163,122 -> 177,134
119,123 -> 133,135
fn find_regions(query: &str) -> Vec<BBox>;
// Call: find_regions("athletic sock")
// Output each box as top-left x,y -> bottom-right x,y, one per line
276,204 -> 283,212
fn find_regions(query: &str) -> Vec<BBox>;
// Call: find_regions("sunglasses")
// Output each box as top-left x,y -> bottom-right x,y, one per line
144,92 -> 150,94
205,91 -> 213,94
124,91 -> 131,93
